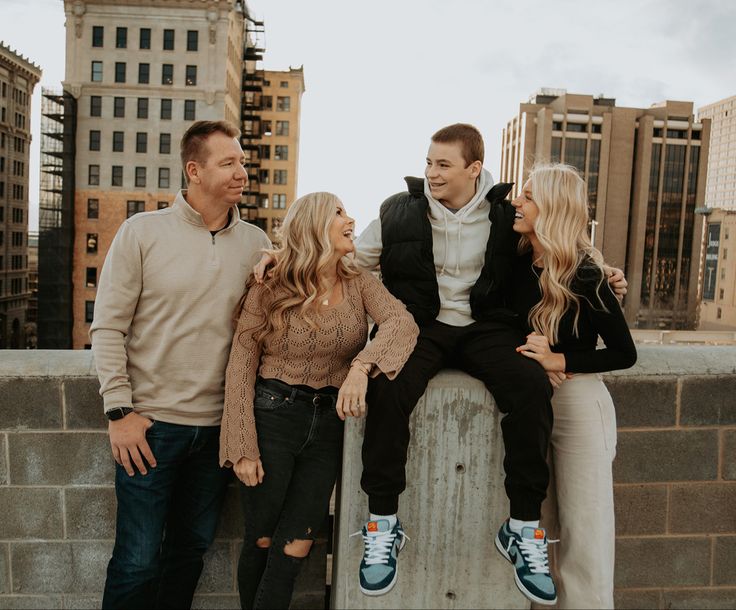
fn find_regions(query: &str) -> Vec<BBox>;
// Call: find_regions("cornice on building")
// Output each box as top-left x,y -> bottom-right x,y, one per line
0,41 -> 42,83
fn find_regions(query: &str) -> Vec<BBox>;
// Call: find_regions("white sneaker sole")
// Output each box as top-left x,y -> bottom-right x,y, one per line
359,535 -> 406,597
494,534 -> 557,606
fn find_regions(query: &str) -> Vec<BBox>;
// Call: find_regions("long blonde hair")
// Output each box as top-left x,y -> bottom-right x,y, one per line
519,164 -> 607,344
239,191 -> 360,347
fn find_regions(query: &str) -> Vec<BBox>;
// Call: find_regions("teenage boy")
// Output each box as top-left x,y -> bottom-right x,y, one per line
91,121 -> 270,609
352,123 -> 625,605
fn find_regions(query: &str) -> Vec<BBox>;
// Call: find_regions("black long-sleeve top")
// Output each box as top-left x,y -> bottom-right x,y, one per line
510,252 -> 637,374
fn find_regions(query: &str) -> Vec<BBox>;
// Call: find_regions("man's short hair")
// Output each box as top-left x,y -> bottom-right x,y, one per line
180,120 -> 240,178
431,123 -> 484,166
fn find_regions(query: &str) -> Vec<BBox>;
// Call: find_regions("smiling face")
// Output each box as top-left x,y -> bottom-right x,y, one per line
511,180 -> 540,236
424,141 -> 482,209
328,199 -> 355,257
187,132 -> 248,205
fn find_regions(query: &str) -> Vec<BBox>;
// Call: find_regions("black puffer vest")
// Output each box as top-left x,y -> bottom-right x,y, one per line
379,177 -> 519,326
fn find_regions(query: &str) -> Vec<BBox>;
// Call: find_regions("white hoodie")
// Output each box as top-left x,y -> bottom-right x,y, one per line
355,168 -> 495,326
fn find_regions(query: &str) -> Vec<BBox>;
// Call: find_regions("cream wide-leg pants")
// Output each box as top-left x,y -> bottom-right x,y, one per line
540,373 -> 617,609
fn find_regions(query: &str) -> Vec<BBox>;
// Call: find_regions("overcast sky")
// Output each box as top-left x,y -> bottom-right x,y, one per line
2,0 -> 736,232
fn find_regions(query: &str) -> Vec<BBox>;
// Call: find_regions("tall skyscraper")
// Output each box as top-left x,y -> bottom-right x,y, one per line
501,90 -> 710,330
698,95 -> 736,211
0,42 -> 41,348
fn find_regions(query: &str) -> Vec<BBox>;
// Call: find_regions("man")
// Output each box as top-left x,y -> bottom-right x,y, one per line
91,120 -> 270,609
352,123 -> 625,605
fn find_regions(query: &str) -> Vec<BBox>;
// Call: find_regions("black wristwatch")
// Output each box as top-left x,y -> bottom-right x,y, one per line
106,407 -> 134,421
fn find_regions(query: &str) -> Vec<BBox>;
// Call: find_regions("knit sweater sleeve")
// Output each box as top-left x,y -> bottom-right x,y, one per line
89,221 -> 142,411
219,285 -> 264,467
352,271 -> 419,379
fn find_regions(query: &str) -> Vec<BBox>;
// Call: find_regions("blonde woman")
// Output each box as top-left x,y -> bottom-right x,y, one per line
508,164 -> 636,608
219,192 -> 418,610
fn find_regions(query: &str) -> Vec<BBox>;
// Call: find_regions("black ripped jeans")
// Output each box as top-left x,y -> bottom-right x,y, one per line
238,377 -> 344,610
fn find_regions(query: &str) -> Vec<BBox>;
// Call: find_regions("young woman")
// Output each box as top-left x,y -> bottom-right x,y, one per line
219,192 -> 418,610
509,164 -> 637,609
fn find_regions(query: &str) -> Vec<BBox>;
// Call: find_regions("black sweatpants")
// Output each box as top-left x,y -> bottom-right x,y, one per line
360,319 -> 553,520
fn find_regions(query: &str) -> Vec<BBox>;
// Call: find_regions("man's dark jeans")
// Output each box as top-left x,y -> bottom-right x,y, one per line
102,420 -> 230,610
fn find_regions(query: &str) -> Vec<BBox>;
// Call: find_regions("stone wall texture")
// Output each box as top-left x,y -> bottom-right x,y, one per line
1,346 -> 735,609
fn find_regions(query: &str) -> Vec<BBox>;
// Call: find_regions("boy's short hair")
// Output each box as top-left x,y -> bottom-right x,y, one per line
431,123 -> 484,166
180,120 -> 240,179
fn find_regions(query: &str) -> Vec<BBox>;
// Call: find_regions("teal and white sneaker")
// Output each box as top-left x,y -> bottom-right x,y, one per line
352,518 -> 408,596
495,520 -> 557,606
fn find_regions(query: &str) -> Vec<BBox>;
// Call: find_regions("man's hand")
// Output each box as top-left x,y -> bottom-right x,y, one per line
108,412 -> 156,476
233,457 -> 264,486
253,253 -> 275,284
517,332 -> 566,373
605,266 -> 628,302
547,371 -> 568,389
336,364 -> 368,420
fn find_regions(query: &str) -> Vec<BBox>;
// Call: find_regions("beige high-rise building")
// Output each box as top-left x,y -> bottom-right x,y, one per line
60,0 -> 245,348
240,66 -> 304,241
501,90 -> 710,330
698,208 -> 736,329
698,95 -> 736,211
0,42 -> 41,348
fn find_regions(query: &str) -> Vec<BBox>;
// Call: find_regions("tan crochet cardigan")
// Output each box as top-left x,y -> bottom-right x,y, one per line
219,270 -> 418,466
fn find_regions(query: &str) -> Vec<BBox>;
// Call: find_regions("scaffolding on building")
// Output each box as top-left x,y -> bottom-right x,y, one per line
38,88 -> 76,348
240,14 -> 266,232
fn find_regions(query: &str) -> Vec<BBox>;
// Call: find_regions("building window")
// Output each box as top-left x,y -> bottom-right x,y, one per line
274,145 -> 288,161
161,64 -> 173,85
157,201 -> 169,209
717,307 -> 722,319
112,131 -> 124,152
137,97 -> 148,119
87,198 -> 99,219
91,61 -> 103,82
274,194 -> 287,209
185,65 -> 197,86
87,233 -> 98,253
159,133 -> 171,154
566,123 -> 586,133
138,63 -> 150,84
11,231 -> 23,247
135,167 -> 146,188
184,100 -> 196,121
552,121 -> 563,131
85,300 -> 95,323
127,200 -> 145,218
90,95 -> 102,117
720,288 -> 725,300
88,164 -> 100,186
262,95 -> 273,110
280,81 -> 289,88
114,97 -> 125,118
274,170 -> 287,185
86,267 -> 97,287
158,167 -> 170,189
112,165 -> 123,186
163,29 -> 175,50
11,208 -> 24,223
259,144 -> 270,160
139,27 -> 151,49
276,96 -> 291,112
114,62 -> 126,83
276,120 -> 289,136
724,249 -> 728,260
116,27 -> 127,48
92,26 -> 104,47
89,130 -> 101,151
160,99 -> 172,120
258,169 -> 269,184
136,132 -> 147,153
187,30 -> 198,51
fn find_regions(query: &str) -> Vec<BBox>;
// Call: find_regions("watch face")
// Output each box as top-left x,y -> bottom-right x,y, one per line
107,408 -> 131,421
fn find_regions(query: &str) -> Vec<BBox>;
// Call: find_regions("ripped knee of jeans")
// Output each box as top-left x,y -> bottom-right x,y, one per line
283,538 -> 313,558
255,537 -> 272,549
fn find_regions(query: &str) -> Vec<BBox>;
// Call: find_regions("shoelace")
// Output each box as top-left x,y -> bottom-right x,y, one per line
506,536 -> 559,574
350,528 -> 410,565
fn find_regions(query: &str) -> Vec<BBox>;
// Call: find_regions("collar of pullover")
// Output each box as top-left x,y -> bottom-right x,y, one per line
172,190 -> 241,231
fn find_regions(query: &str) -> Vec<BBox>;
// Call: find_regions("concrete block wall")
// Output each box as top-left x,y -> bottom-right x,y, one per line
1,346 -> 736,609
0,351 -> 327,610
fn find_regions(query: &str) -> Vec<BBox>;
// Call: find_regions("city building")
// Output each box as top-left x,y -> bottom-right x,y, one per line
501,90 -> 710,329
26,230 -> 38,347
46,0 -> 247,348
698,95 -> 736,211
0,42 -> 41,348
698,208 -> 736,329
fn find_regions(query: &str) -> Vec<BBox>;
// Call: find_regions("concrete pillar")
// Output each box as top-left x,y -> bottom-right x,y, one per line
332,370 -> 529,610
